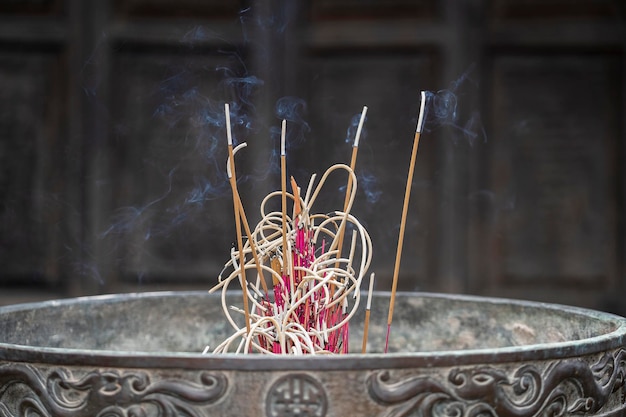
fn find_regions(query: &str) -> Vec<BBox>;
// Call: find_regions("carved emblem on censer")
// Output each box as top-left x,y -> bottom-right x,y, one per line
266,374 -> 328,417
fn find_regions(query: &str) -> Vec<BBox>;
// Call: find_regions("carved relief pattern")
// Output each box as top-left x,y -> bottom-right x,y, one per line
368,349 -> 626,417
266,374 -> 328,417
0,363 -> 227,417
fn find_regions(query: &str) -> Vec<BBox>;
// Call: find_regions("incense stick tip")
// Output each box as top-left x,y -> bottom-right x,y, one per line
366,272 -> 375,310
353,106 -> 369,147
416,91 -> 428,133
281,119 -> 287,156
225,103 -> 233,145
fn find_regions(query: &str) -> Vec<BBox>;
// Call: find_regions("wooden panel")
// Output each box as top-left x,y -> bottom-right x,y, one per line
489,53 -> 620,288
311,0 -> 436,20
0,48 -> 65,284
108,46 -> 252,282
0,0 -> 61,15
305,50 -> 439,290
492,0 -> 620,19
113,0 -> 241,18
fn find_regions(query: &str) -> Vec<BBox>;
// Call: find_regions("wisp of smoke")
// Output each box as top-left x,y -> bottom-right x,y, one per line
238,4 -> 290,43
271,96 -> 311,151
345,111 -> 368,144
422,66 -> 487,146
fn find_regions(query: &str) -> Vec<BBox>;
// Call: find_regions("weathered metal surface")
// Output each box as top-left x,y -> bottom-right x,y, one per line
0,291 -> 625,416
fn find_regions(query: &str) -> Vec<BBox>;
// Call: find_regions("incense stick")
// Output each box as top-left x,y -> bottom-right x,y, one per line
232,181 -> 270,295
343,106 -> 368,210
384,91 -> 427,353
361,272 -> 375,353
224,140 -> 270,295
280,120 -> 293,293
225,103 -> 252,335
332,106 -> 369,260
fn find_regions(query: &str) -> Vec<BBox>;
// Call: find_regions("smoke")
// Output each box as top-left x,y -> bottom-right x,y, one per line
338,170 -> 381,206
239,4 -> 290,43
67,5 -> 495,287
181,26 -> 229,45
84,4 -> 313,284
81,32 -> 109,99
221,74 -> 265,109
185,174 -> 230,206
345,111 -> 368,144
99,168 -> 176,241
357,171 -> 382,204
422,66 -> 487,146
272,96 -> 310,150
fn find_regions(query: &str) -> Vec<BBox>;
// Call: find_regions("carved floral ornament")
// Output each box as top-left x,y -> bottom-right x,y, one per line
368,348 -> 626,417
0,364 -> 227,417
0,348 -> 625,417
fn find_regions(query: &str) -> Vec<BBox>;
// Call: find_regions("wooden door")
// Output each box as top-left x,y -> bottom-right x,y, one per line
0,0 -> 623,313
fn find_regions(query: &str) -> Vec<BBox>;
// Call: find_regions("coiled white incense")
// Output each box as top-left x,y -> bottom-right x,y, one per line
208,163 -> 372,355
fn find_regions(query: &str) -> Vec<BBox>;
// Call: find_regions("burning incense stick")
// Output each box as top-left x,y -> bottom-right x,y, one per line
327,106 -> 369,325
224,140 -> 270,295
330,106 -> 369,260
225,103 -> 252,334
361,272 -> 375,353
343,106 -> 368,211
385,91 -> 428,353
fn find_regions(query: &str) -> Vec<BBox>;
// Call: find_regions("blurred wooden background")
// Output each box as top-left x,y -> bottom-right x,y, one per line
0,0 -> 624,314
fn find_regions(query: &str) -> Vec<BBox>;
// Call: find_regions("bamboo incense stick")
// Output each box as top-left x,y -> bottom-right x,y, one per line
233,186 -> 270,295
280,120 -> 293,291
333,106 -> 368,260
361,272 -> 375,353
384,91 -> 427,353
224,141 -> 269,296
343,106 -> 368,211
225,103 -> 252,335
280,120 -> 287,259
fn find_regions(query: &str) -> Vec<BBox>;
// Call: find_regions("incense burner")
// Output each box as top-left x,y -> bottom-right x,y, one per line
0,291 -> 625,416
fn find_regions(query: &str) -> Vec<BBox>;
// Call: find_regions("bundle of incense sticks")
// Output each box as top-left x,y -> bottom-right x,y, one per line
208,105 -> 372,355
208,91 -> 427,355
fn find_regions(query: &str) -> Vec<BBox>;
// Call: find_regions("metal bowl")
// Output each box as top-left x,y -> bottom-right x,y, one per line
0,291 -> 625,416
